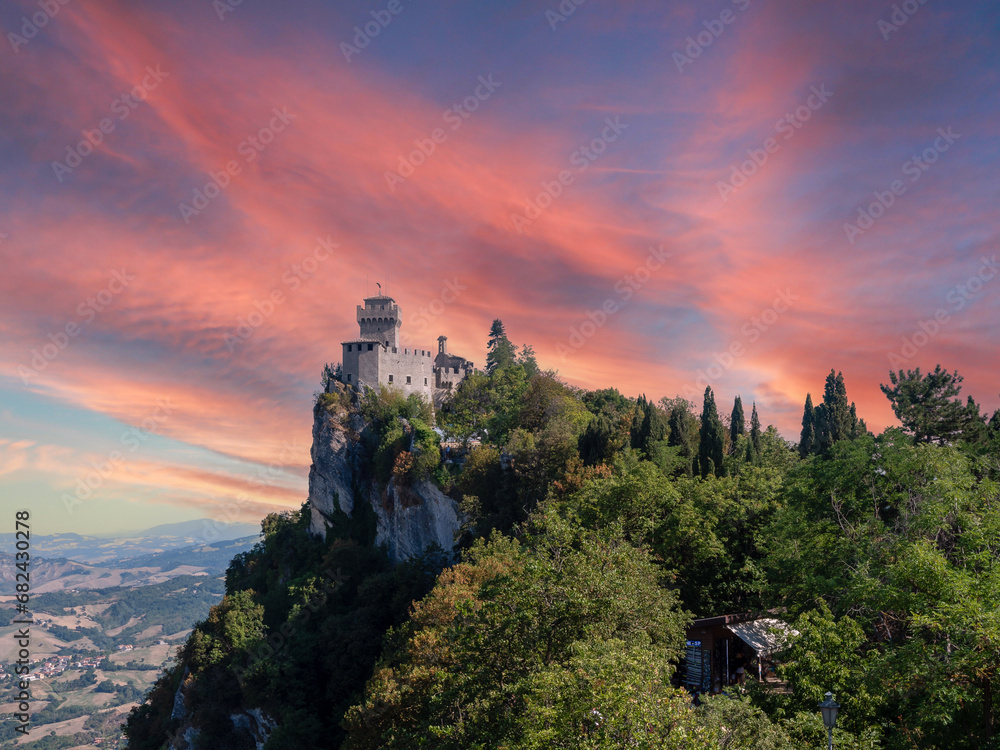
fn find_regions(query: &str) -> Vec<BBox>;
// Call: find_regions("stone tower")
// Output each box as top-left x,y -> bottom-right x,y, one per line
357,295 -> 400,348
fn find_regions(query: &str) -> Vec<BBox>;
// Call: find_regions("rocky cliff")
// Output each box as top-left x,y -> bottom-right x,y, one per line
306,385 -> 463,563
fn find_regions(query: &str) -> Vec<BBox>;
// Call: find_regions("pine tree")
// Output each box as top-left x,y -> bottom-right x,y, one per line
799,393 -> 815,458
749,402 -> 762,459
879,365 -> 973,445
729,396 -> 746,454
698,387 -> 725,478
485,319 -> 516,375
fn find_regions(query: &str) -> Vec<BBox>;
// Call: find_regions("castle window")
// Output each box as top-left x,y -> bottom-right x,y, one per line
368,343 -> 374,351
346,345 -> 351,352
389,375 -> 394,383
454,366 -> 459,374
347,374 -> 351,382
392,347 -> 397,353
406,376 -> 412,384
424,378 -> 428,385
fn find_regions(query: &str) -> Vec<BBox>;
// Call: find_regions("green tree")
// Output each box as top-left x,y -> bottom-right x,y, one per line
880,365 -> 974,444
342,514 -> 694,749
730,395 -> 746,452
798,393 -> 815,458
638,400 -> 668,457
665,398 -> 697,476
749,402 -> 763,459
578,413 -> 616,467
630,395 -> 648,451
440,366 -> 531,445
766,432 -> 1000,749
439,371 -> 493,442
485,318 -> 517,374
516,343 -> 540,378
698,387 -> 726,478
582,387 -> 631,419
814,370 -> 862,454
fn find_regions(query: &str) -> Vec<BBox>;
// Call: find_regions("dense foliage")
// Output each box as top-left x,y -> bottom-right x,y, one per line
124,328 -> 1000,750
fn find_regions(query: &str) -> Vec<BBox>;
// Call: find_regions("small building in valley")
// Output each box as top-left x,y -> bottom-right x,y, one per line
680,613 -> 795,694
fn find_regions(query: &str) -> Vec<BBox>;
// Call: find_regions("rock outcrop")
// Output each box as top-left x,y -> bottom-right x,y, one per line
307,385 -> 462,563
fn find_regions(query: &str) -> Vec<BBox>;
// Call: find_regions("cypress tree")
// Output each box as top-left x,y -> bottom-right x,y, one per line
640,402 -> 667,456
630,396 -> 648,451
815,370 -> 862,454
799,394 -> 815,458
729,396 -> 746,453
579,414 -> 615,466
667,401 -> 696,476
825,370 -> 853,443
698,387 -> 725,478
749,402 -> 762,459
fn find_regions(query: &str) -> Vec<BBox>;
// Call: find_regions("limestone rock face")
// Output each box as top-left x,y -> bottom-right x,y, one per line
307,386 -> 462,563
306,393 -> 366,531
373,478 -> 463,562
230,708 -> 276,750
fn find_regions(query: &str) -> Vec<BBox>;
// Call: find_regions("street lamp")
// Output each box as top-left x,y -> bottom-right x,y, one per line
819,691 -> 840,750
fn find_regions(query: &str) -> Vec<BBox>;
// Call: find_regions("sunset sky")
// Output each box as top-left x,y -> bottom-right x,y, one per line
1,0 -> 998,535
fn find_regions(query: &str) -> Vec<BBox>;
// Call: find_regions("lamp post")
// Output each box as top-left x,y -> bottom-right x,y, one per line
819,691 -> 840,750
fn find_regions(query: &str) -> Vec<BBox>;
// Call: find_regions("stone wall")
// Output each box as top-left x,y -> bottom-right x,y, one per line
376,346 -> 435,399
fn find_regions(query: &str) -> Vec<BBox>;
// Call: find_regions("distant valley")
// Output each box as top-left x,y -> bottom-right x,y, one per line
0,519 -> 262,748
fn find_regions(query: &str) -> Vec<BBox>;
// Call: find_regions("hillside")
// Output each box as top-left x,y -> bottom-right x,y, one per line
0,533 -> 259,749
120,354 -> 1000,750
0,574 -> 229,749
0,521 -> 260,566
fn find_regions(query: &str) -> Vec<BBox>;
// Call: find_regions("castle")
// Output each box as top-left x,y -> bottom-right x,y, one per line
339,294 -> 474,406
